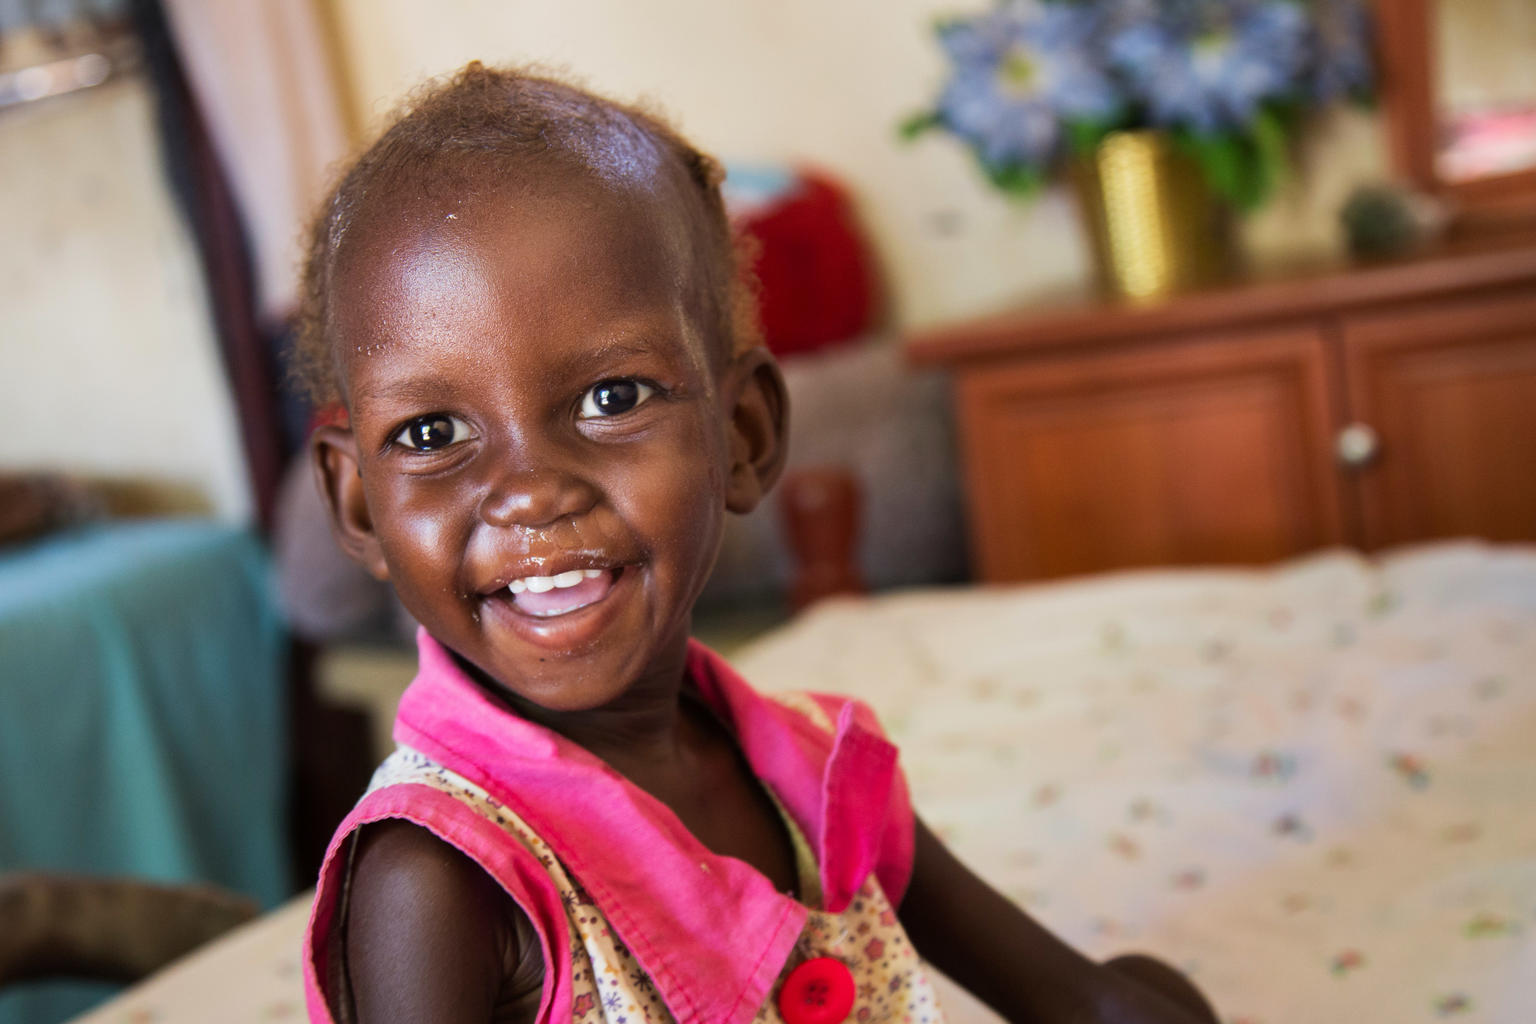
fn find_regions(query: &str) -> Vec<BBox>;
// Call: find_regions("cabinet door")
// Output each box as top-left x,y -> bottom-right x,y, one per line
954,327 -> 1345,581
1342,288 -> 1536,548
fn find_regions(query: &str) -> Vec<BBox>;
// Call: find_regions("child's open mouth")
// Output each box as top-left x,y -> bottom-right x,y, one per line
505,567 -> 620,618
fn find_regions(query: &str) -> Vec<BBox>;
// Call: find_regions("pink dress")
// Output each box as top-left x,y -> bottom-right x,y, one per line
303,631 -> 949,1024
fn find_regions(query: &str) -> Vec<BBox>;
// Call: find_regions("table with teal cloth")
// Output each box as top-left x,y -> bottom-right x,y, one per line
0,520 -> 292,1022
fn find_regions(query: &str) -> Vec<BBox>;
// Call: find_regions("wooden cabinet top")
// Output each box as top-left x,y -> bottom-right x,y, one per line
906,225 -> 1536,367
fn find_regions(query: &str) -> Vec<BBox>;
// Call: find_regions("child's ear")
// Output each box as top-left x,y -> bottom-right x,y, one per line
311,424 -> 391,581
723,346 -> 789,515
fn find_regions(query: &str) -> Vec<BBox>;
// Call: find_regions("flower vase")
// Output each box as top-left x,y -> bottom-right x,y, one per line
1074,130 -> 1234,301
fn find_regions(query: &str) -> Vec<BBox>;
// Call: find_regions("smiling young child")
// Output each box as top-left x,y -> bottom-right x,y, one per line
297,63 -> 1219,1024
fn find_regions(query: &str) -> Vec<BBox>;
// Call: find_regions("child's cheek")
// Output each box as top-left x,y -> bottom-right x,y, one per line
373,474 -> 473,568
647,431 -> 729,572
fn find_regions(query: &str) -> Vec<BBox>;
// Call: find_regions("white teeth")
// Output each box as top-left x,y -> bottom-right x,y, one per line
507,568 -> 607,596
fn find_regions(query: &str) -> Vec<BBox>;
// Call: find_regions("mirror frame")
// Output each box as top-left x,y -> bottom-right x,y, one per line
1375,0 -> 1536,220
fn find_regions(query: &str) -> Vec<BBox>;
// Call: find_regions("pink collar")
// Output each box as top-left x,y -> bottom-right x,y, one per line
392,630 -> 907,1024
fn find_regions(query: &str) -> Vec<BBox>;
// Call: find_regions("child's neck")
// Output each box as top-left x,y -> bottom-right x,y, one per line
453,636 -> 704,774
453,640 -> 800,896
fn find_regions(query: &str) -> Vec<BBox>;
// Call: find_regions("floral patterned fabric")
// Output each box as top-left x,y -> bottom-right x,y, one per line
363,746 -> 948,1024
732,542 -> 1536,1024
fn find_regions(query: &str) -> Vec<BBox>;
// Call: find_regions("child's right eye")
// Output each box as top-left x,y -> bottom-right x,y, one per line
393,414 -> 471,451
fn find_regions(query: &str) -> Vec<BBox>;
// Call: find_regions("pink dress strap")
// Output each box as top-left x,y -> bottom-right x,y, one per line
303,780 -> 576,1024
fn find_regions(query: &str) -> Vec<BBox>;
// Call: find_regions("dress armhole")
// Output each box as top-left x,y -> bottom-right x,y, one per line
323,830 -> 361,1022
304,784 -> 578,1024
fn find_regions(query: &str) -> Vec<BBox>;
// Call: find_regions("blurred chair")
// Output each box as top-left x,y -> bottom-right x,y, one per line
779,466 -> 866,610
0,873 -> 257,989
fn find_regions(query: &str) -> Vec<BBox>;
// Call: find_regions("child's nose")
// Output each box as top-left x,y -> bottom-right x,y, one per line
477,466 -> 600,530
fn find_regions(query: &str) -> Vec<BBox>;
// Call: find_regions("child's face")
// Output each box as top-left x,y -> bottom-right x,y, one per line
315,171 -> 781,712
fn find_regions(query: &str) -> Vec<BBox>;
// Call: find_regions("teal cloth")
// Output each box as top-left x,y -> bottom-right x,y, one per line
0,520 -> 291,1022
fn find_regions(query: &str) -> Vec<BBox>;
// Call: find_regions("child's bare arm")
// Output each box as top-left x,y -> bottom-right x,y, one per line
343,820 -> 544,1023
898,818 -> 1218,1024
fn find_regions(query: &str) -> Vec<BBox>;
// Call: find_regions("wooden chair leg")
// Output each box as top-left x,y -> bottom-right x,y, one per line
779,466 -> 866,611
287,638 -> 377,886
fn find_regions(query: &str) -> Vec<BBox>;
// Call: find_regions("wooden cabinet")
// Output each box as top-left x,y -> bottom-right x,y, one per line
957,325 -> 1344,579
1342,288 -> 1536,549
909,232 -> 1536,582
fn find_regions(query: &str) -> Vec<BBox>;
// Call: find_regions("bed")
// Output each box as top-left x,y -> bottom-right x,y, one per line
737,540 -> 1536,1024
67,540 -> 1536,1024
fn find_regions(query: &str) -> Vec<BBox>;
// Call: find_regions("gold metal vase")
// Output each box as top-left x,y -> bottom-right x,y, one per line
1075,130 -> 1233,301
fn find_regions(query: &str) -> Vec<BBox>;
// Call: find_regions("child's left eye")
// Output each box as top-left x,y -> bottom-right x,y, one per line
578,379 -> 655,419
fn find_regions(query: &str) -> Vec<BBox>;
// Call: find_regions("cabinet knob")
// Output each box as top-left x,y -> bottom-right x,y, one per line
1335,422 -> 1380,468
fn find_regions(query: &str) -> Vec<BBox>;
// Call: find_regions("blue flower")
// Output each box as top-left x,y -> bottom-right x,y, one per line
934,0 -> 1120,173
1302,0 -> 1374,103
1107,0 -> 1309,135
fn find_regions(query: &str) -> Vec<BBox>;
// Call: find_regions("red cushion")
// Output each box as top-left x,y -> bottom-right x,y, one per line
734,170 -> 880,358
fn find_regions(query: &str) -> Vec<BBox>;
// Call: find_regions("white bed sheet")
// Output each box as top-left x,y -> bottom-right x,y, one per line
71,542 -> 1535,1024
733,541 -> 1536,1024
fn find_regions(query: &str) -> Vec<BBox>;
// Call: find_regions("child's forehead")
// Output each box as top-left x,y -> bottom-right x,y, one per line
361,157 -> 643,229
329,163 -> 724,389
341,159 -> 705,290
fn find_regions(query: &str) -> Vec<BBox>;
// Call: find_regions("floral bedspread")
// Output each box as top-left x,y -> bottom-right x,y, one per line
72,542 -> 1534,1024
734,542 -> 1536,1024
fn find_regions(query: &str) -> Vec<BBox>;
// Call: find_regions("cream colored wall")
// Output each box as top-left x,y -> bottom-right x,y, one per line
329,0 -> 1388,331
0,77 -> 252,521
0,6 -> 1387,527
1436,0 -> 1536,113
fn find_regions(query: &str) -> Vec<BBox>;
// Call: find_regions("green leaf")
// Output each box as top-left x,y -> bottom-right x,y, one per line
1177,130 -> 1271,212
1065,117 -> 1119,157
981,159 -> 1046,197
1251,107 -> 1292,204
1177,132 -> 1237,207
898,110 -> 943,142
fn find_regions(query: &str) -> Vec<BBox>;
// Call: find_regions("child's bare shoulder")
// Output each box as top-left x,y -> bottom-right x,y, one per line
345,819 -> 544,1023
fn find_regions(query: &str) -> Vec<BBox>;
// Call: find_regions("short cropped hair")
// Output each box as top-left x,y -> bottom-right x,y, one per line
292,62 -> 758,404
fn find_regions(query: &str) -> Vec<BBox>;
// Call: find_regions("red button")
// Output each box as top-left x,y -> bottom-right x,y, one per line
777,956 -> 856,1024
